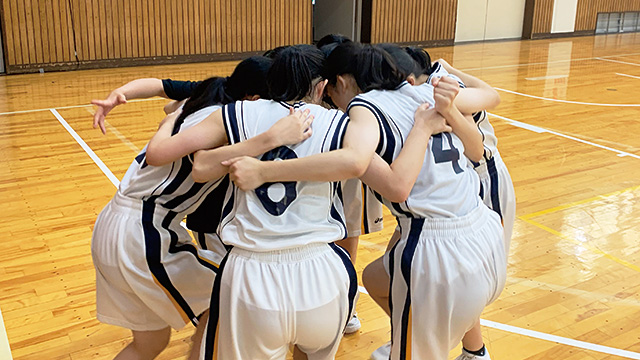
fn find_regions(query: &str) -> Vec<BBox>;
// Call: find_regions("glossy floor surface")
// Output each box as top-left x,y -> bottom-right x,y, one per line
1,33 -> 640,359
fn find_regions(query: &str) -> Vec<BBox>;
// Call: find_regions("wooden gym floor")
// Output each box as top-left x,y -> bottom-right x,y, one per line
1,32 -> 640,359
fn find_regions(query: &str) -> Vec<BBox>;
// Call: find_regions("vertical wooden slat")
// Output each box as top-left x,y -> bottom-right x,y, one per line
90,0 -> 100,60
4,0 -> 17,65
52,0 -> 64,62
136,0 -> 145,57
43,0 -> 55,63
99,0 -> 108,59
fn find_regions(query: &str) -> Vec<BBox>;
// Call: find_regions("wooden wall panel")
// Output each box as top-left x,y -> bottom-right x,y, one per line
522,0 -> 554,38
0,0 -> 312,74
369,0 -> 457,44
575,0 -> 640,31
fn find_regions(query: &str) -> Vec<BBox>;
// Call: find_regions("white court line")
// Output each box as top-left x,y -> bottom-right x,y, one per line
0,308 -> 12,360
460,51 -> 640,72
84,107 -> 141,153
617,72 -> 640,80
489,112 -> 640,160
50,109 -> 121,187
45,107 -> 640,359
480,319 -> 640,359
494,87 -> 640,107
0,98 -> 165,116
525,74 -> 568,81
597,57 -> 640,68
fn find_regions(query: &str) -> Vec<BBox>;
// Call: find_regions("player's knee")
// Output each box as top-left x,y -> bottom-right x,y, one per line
131,328 -> 171,357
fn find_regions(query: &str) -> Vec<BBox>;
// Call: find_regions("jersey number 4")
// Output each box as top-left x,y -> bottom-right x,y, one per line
432,133 -> 463,174
255,146 -> 298,216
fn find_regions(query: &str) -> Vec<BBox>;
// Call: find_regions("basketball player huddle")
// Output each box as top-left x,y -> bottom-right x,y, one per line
90,34 -> 515,360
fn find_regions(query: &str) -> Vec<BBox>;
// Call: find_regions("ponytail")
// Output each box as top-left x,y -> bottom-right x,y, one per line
174,56 -> 272,128
354,45 -> 405,92
268,44 -> 325,101
405,46 -> 432,76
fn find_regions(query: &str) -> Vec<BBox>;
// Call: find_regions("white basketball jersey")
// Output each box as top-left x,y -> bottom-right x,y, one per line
349,83 -> 480,218
119,105 -> 225,214
219,100 -> 348,251
428,62 -> 499,163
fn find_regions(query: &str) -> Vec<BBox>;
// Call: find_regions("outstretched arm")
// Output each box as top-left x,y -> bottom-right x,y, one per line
192,109 -> 314,182
91,78 -> 167,134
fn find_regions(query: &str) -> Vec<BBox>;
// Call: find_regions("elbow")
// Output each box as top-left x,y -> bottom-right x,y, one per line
387,188 -> 411,203
145,144 -> 168,167
191,152 -> 208,183
466,147 -> 484,163
485,89 -> 501,110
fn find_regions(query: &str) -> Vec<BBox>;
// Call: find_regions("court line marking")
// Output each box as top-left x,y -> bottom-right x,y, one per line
597,57 -> 640,67
0,308 -> 12,360
0,98 -> 165,116
50,109 -> 121,187
480,319 -> 640,359
489,112 -> 640,159
49,107 -> 640,359
521,183 -> 640,220
520,217 -> 640,274
525,74 -> 568,81
617,72 -> 640,80
459,51 -> 640,72
494,87 -> 640,107
357,286 -> 640,358
85,107 -> 141,153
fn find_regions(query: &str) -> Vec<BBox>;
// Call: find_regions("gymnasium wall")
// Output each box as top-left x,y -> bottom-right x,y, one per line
455,0 -> 527,42
0,0 -> 312,74
575,0 -> 640,31
368,0 -> 457,45
524,0 -> 640,38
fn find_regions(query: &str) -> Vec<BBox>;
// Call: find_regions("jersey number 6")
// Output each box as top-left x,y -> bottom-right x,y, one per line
255,146 -> 298,216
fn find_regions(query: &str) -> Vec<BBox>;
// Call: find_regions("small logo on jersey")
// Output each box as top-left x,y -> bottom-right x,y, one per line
374,217 -> 384,224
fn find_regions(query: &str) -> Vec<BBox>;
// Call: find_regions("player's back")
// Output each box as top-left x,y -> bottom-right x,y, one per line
219,99 -> 349,251
118,105 -> 224,214
351,82 -> 481,218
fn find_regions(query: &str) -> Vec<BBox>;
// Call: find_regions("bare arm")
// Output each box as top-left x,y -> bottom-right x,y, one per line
91,78 -> 167,134
224,106 -> 380,190
360,104 -> 451,202
146,108 -> 229,166
192,109 -> 314,182
433,77 -> 484,162
438,59 -> 500,113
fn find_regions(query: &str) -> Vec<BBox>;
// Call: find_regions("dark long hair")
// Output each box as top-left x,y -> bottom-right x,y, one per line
174,56 -> 272,127
378,43 -> 419,79
323,42 -> 405,93
405,46 -> 433,76
267,44 -> 325,102
316,33 -> 352,49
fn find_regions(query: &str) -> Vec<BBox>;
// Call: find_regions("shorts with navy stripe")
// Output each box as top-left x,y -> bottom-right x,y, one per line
384,204 -> 507,360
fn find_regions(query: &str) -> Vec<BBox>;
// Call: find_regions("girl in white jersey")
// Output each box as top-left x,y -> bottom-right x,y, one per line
144,45 -> 367,360
407,49 -> 515,360
91,56 -> 313,360
224,42 -> 507,360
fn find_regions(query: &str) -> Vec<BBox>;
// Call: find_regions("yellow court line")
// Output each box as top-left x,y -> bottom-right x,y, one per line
519,217 -> 640,273
520,183 -> 640,220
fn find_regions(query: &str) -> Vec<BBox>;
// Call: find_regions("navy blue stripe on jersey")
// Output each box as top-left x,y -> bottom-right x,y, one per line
141,201 -> 199,326
163,182 -> 206,209
196,231 -> 208,250
330,181 -> 347,238
487,157 -> 503,220
362,184 -> 370,234
479,180 -> 485,200
134,151 -> 149,168
219,186 -> 236,230
204,250 -> 230,360
320,111 -> 341,151
161,211 -> 218,272
387,221 -> 401,344
329,242 -> 358,333
391,202 -> 414,218
399,218 -> 425,360
146,157 -> 193,204
222,103 -> 241,145
348,97 -> 397,164
329,113 -> 350,151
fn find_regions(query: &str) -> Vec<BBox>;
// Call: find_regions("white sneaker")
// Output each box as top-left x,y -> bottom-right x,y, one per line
344,313 -> 362,334
370,341 -> 391,360
454,348 -> 491,360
